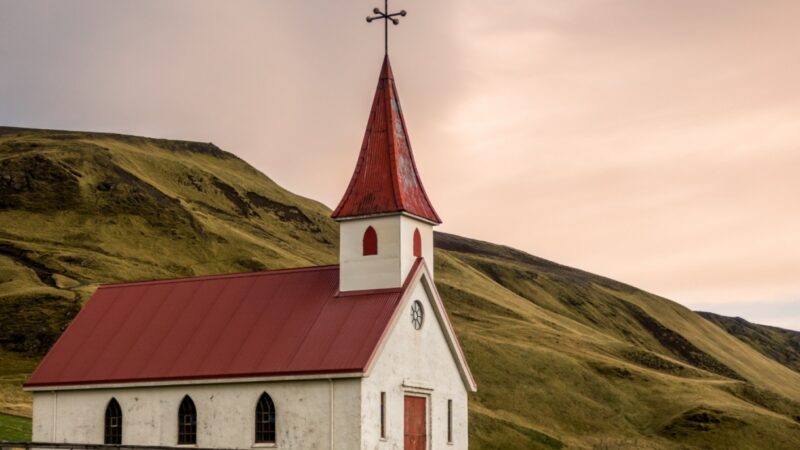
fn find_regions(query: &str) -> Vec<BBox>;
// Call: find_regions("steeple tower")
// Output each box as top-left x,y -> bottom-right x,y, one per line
334,57 -> 440,292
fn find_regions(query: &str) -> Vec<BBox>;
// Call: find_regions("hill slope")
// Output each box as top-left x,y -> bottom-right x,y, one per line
1,127 -> 799,449
697,312 -> 800,374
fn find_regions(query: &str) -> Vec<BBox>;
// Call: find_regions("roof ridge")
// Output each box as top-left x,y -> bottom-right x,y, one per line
98,264 -> 339,289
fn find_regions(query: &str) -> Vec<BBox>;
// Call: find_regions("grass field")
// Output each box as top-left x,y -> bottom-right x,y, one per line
0,413 -> 31,441
1,127 -> 799,448
0,350 -> 36,417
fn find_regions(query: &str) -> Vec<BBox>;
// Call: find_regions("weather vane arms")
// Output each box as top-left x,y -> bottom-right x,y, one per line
366,1 -> 407,55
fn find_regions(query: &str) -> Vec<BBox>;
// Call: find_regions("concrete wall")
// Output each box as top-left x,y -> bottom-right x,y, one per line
339,214 -> 434,292
361,278 -> 469,450
32,378 -> 361,449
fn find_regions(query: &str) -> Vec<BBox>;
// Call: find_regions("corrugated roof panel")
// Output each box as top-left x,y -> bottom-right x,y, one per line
60,286 -> 143,381
112,283 -> 181,379
229,277 -> 305,373
25,266 -> 408,387
167,277 -> 257,377
289,295 -> 358,372
320,295 -> 393,369
133,280 -> 209,380
194,276 -> 282,376
141,279 -> 227,380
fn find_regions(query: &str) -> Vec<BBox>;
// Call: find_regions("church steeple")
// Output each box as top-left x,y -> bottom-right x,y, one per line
335,57 -> 440,292
332,56 -> 441,224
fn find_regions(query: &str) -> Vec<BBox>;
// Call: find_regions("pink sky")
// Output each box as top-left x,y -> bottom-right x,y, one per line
1,1 -> 798,330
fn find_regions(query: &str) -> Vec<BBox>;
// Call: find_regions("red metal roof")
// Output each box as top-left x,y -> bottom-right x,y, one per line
332,56 -> 441,224
25,265 -> 412,388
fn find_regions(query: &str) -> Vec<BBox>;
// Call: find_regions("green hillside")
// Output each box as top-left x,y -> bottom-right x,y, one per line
1,127 -> 799,449
697,312 -> 800,374
0,412 -> 31,441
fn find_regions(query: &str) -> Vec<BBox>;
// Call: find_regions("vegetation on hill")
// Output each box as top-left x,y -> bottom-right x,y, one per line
1,127 -> 800,449
697,312 -> 800,374
434,233 -> 800,449
0,412 -> 31,442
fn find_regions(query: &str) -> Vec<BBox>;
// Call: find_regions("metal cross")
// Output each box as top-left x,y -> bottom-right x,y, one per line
366,0 -> 407,55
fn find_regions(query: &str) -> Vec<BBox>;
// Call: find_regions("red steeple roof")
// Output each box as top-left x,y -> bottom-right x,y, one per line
332,56 -> 441,224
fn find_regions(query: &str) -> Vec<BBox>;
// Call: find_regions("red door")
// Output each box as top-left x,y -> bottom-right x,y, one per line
404,395 -> 427,450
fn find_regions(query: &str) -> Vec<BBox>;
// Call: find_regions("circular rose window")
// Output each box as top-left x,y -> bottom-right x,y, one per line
411,300 -> 424,330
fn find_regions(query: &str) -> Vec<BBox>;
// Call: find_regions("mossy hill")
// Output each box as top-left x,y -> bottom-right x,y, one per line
1,127 -> 800,449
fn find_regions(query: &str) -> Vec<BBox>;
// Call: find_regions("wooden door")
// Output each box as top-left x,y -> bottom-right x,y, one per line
404,395 -> 427,450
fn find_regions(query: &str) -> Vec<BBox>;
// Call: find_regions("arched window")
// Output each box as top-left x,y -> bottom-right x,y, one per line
104,398 -> 122,445
413,228 -> 422,258
178,395 -> 197,445
255,392 -> 276,444
363,226 -> 378,255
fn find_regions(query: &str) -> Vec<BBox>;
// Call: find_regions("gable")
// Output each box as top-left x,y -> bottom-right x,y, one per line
365,262 -> 477,392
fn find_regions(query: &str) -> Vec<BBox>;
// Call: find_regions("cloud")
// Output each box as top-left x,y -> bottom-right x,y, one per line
440,0 -> 800,323
1,0 -> 798,329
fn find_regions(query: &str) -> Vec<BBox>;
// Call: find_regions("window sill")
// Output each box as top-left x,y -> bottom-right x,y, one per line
176,445 -> 197,448
252,443 -> 277,448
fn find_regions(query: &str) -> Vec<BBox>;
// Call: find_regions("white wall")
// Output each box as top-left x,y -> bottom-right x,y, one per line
361,277 -> 469,450
339,214 -> 434,292
400,215 -> 434,279
32,378 -> 361,450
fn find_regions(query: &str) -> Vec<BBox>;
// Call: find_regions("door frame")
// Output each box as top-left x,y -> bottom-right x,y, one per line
403,391 -> 430,450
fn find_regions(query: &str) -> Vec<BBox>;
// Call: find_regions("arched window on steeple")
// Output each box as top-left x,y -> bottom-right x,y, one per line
363,226 -> 378,255
255,392 -> 276,444
178,395 -> 197,445
104,398 -> 122,445
413,228 -> 422,258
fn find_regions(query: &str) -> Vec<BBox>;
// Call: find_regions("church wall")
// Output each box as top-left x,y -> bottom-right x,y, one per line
399,215 -> 434,279
31,377 -> 362,450
361,276 -> 469,450
339,214 -> 435,292
340,216 -> 403,291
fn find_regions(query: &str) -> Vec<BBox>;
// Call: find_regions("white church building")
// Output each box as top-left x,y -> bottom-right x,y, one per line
25,56 -> 477,450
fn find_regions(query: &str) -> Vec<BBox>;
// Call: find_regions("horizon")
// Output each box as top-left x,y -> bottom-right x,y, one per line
1,1 -> 798,331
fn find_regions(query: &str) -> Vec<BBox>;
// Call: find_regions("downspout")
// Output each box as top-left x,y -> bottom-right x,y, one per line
52,390 -> 58,441
329,379 -> 335,450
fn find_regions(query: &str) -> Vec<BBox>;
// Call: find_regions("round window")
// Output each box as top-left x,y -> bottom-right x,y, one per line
411,300 -> 424,330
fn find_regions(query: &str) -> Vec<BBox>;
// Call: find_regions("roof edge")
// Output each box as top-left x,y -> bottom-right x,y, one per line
335,286 -> 404,298
417,264 -> 478,392
333,210 -> 441,225
24,370 -> 364,391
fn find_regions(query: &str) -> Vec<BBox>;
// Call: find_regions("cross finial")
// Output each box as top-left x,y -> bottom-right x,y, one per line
366,1 -> 407,56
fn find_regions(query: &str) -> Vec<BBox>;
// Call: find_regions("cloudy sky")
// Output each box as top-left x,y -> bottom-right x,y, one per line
1,1 -> 798,330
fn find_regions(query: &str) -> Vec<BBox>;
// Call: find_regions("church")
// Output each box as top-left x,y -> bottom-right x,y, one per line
24,55 -> 476,450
